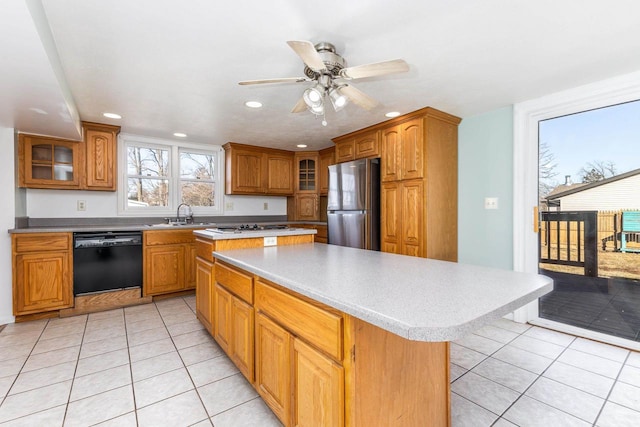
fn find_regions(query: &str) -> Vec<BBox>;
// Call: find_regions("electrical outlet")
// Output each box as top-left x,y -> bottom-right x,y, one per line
484,197 -> 498,210
225,201 -> 234,211
263,202 -> 268,210
264,236 -> 277,246
77,200 -> 87,211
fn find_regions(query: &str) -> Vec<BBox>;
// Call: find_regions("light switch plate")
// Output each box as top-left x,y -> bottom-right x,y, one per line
484,197 -> 498,210
264,236 -> 277,246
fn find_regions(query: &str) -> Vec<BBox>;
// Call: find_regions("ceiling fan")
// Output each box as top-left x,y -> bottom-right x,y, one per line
239,41 -> 409,122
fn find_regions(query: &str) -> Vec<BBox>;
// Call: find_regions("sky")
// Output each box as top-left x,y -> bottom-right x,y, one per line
539,99 -> 640,186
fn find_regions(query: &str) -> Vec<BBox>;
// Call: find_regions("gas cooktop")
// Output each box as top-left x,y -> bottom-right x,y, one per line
208,224 -> 290,234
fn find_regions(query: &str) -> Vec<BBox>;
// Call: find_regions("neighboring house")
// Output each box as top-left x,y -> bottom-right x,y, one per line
545,168 -> 640,211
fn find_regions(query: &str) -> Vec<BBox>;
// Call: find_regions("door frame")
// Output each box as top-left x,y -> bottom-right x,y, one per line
512,70 -> 640,349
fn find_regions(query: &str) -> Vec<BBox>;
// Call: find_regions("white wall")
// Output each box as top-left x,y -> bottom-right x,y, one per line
25,189 -> 288,218
1,127 -> 16,324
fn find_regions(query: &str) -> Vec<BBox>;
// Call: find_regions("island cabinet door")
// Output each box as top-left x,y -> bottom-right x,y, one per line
292,338 -> 344,427
213,284 -> 232,354
195,258 -> 213,333
255,312 -> 291,426
230,297 -> 254,382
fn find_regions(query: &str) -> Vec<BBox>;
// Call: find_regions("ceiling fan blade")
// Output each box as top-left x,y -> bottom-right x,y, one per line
291,97 -> 307,113
238,77 -> 308,86
340,59 -> 409,80
340,84 -> 379,111
286,40 -> 327,72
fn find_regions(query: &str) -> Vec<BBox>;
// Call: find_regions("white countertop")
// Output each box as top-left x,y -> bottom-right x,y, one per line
194,228 -> 316,240
212,244 -> 553,342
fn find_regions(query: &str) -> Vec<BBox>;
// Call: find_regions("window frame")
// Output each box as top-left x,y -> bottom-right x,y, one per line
118,134 -> 224,216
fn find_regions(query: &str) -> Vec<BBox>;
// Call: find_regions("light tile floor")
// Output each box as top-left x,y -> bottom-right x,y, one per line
0,295 -> 639,426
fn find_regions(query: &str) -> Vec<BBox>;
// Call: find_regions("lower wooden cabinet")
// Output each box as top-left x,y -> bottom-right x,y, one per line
213,263 -> 255,382
12,233 -> 73,316
143,230 -> 197,296
255,279 -> 344,426
195,257 -> 214,332
293,338 -> 344,427
213,283 -> 232,352
255,312 -> 292,426
144,244 -> 186,296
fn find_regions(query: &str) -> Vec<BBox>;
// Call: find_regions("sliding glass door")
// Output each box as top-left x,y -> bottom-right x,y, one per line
537,102 -> 640,342
513,73 -> 640,350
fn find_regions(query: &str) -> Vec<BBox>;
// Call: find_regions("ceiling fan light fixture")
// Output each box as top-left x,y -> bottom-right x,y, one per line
308,102 -> 324,116
329,86 -> 348,112
303,84 -> 324,107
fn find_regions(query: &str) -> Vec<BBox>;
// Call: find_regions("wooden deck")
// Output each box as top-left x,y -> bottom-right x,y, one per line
539,269 -> 640,342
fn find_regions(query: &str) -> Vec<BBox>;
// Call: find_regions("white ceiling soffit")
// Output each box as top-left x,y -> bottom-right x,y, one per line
7,0 -> 640,149
0,0 -> 80,139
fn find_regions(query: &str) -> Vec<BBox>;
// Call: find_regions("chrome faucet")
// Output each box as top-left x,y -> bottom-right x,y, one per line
176,203 -> 193,224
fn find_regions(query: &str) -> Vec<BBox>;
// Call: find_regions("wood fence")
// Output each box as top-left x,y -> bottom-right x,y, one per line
540,210 -> 640,251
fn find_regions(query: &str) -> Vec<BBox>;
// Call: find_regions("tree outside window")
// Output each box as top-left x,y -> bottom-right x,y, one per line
180,151 -> 216,207
127,146 -> 169,207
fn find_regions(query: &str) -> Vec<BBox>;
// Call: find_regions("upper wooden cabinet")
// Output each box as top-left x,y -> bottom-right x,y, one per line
82,122 -> 120,191
18,135 -> 81,189
224,142 -> 294,195
18,121 -> 120,191
381,118 -> 423,182
318,147 -> 335,196
333,129 -> 380,164
294,152 -> 318,193
12,233 -> 73,316
266,152 -> 294,194
334,139 -> 355,163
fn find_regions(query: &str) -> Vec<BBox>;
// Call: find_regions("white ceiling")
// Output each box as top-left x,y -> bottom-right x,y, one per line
3,0 -> 640,150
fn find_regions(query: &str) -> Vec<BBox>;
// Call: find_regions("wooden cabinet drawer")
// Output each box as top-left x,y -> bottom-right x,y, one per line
195,238 -> 215,262
255,279 -> 343,360
215,262 -> 253,304
144,229 -> 195,246
13,233 -> 71,253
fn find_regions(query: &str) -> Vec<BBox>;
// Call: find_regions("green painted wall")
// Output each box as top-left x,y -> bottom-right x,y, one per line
458,106 -> 514,270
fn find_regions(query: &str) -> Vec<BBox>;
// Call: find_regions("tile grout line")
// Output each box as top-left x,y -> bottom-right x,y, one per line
592,351 -> 633,426
496,333 -> 587,425
454,325 -> 615,426
0,318 -> 60,424
61,312 -> 89,427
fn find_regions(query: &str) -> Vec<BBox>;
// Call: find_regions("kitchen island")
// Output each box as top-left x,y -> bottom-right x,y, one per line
209,243 -> 552,426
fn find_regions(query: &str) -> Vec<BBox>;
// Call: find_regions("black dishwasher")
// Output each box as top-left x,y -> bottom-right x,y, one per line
73,231 -> 143,296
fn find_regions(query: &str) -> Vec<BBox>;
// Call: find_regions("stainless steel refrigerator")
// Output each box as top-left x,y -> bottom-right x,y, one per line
327,158 -> 380,250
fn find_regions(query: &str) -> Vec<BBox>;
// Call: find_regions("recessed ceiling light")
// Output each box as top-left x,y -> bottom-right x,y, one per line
103,112 -> 122,119
173,132 -> 187,138
297,144 -> 308,148
385,111 -> 401,118
245,101 -> 263,108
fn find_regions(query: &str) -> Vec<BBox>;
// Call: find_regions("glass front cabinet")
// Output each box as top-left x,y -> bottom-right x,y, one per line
19,135 -> 81,189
